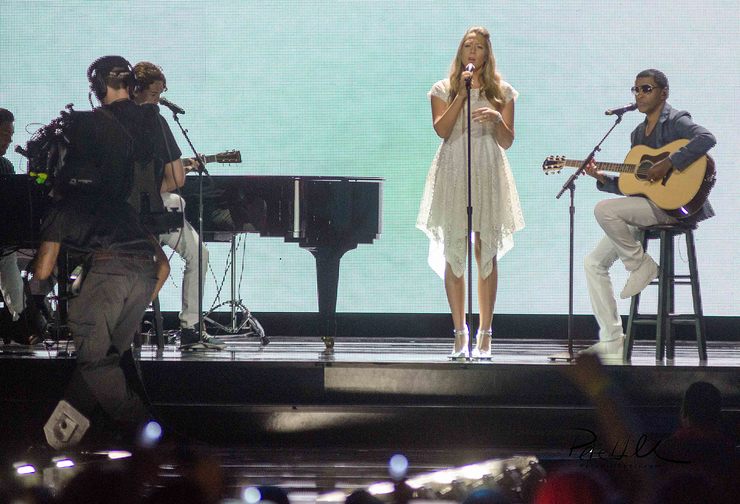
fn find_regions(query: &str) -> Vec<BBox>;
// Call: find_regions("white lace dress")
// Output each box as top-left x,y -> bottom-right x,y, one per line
416,79 -> 525,279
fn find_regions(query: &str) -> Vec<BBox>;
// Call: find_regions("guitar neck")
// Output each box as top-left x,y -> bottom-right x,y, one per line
562,159 -> 635,174
183,155 -> 218,167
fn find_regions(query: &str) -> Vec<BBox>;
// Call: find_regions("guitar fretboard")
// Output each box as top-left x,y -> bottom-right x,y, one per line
184,155 -> 219,167
562,159 -> 635,174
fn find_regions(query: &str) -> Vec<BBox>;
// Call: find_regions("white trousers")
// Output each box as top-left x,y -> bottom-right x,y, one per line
159,193 -> 209,329
0,252 -> 24,319
584,196 -> 676,342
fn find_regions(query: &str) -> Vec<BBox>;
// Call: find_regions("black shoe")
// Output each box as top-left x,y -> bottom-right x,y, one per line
178,327 -> 226,351
9,309 -> 46,345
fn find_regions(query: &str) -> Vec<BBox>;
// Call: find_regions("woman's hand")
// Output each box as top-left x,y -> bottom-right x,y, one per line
472,107 -> 502,125
459,70 -> 474,90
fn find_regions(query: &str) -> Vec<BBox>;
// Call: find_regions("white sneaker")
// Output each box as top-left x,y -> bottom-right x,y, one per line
620,255 -> 659,299
580,336 -> 625,359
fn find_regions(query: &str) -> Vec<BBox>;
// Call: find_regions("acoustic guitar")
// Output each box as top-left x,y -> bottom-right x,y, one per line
183,150 -> 241,172
542,139 -> 715,218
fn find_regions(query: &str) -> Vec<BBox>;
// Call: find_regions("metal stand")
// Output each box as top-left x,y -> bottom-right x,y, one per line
202,235 -> 268,345
465,78 -> 474,358
548,114 -> 625,361
168,110 -> 208,341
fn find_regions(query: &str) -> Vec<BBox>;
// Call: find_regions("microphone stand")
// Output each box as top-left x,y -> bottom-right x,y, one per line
168,110 -> 209,343
465,76 -> 474,358
548,112 -> 625,362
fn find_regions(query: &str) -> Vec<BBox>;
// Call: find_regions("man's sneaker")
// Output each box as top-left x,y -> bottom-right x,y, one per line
178,327 -> 226,351
201,333 -> 227,350
580,335 -> 625,359
8,308 -> 46,346
620,255 -> 659,299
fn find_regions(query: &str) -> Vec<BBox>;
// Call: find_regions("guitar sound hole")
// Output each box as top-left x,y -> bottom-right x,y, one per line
636,161 -> 653,180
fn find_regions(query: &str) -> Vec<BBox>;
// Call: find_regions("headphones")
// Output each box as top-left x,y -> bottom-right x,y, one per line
86,55 -> 136,102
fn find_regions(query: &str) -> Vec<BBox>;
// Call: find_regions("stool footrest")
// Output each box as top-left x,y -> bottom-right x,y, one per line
669,317 -> 702,325
630,315 -> 701,324
631,318 -> 658,326
648,278 -> 692,285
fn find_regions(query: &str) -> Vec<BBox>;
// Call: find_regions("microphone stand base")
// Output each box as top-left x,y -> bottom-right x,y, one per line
548,351 -> 576,362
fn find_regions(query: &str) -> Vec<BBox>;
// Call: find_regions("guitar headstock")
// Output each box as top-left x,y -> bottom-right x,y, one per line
542,156 -> 566,174
215,150 -> 242,164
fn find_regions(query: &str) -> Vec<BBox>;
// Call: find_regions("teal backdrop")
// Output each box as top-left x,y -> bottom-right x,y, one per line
1,1 -> 737,317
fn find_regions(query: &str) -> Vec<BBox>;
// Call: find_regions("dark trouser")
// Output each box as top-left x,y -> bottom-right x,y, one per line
65,255 -> 157,427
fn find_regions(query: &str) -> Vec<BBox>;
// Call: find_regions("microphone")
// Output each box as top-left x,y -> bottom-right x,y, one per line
464,63 -> 475,86
159,97 -> 185,115
604,103 -> 637,116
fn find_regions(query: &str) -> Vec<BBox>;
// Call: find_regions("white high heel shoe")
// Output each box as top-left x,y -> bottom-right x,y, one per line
448,326 -> 470,360
472,329 -> 493,359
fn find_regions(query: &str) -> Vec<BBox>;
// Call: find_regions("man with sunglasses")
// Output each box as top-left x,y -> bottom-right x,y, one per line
582,68 -> 716,359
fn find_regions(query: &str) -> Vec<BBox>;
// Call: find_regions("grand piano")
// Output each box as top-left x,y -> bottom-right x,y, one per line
0,174 -> 49,249
180,175 -> 383,350
0,174 -> 384,350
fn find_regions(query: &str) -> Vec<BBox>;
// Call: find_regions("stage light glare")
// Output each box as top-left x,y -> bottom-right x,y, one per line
242,486 -> 261,503
15,464 -> 36,475
367,482 -> 395,495
55,458 -> 75,468
459,463 -> 487,480
316,490 -> 347,503
388,453 -> 408,480
431,469 -> 456,485
140,420 -> 163,447
107,451 -> 133,460
405,479 -> 424,490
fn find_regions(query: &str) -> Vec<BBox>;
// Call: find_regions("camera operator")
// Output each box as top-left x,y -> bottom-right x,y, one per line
33,56 -> 171,448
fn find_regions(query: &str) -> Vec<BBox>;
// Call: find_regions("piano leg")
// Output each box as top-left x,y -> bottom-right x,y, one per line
308,245 -> 355,352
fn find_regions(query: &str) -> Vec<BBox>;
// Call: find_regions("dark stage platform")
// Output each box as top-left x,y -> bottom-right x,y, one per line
2,335 -> 738,449
1,334 -> 738,500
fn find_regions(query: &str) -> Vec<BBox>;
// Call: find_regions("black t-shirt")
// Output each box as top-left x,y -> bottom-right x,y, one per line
59,100 -> 180,202
0,156 -> 14,175
40,198 -> 154,255
40,99 -> 178,253
155,110 -> 182,171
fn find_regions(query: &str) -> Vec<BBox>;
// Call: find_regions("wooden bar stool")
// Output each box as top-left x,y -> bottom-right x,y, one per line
625,224 -> 707,361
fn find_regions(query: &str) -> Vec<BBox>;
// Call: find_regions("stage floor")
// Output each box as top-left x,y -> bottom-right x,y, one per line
2,335 -> 738,501
4,335 -> 738,366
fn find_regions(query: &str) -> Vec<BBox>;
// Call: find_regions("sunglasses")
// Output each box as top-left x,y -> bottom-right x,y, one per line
631,84 -> 661,96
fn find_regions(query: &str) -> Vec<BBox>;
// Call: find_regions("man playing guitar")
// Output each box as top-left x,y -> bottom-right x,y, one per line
582,69 -> 716,359
132,61 -> 225,350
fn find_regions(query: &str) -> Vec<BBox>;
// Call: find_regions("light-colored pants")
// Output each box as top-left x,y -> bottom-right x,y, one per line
159,193 -> 209,329
584,196 -> 676,342
0,251 -> 24,320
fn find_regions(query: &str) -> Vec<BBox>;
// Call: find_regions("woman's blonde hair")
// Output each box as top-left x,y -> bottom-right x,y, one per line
448,27 -> 505,109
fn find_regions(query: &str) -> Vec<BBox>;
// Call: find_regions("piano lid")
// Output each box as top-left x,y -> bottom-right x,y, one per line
179,175 -> 383,243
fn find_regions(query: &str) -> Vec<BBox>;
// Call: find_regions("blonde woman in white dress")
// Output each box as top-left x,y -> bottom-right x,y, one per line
417,26 -> 524,359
